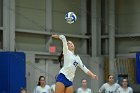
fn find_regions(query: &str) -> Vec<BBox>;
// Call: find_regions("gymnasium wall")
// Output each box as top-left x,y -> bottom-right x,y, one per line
15,0 -> 87,54
115,0 -> 140,54
0,0 -> 2,27
15,0 -> 46,30
0,0 -> 2,49
0,31 -> 2,49
52,0 -> 81,34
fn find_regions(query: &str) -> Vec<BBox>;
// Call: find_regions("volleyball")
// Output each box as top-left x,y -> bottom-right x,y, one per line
65,12 -> 77,24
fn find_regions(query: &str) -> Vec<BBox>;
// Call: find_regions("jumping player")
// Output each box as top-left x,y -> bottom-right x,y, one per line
52,34 -> 98,93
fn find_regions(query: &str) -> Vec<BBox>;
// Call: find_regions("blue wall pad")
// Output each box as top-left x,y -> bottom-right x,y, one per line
0,52 -> 26,93
136,52 -> 140,84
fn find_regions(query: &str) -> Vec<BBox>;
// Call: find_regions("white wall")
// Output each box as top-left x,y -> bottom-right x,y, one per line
115,0 -> 140,54
16,33 -> 47,52
26,53 -> 60,93
0,0 -> 2,27
15,0 -> 46,30
15,0 -> 88,54
116,0 -> 140,34
90,57 -> 105,93
26,53 -> 36,93
52,0 -> 81,34
0,0 -> 3,49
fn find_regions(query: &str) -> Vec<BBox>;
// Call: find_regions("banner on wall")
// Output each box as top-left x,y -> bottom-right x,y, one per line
136,53 -> 140,84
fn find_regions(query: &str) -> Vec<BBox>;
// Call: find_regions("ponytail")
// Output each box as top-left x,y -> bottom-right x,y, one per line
58,51 -> 63,68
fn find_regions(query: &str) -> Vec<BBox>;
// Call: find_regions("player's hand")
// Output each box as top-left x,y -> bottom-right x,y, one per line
52,35 -> 59,39
92,74 -> 98,80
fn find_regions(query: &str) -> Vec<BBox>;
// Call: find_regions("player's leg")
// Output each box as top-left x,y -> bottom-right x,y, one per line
55,82 -> 65,93
65,86 -> 73,93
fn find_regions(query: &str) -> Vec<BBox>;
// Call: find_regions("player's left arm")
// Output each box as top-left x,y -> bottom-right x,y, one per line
87,70 -> 98,80
77,56 -> 98,80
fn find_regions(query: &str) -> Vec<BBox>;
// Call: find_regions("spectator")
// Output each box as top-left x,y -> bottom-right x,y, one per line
77,79 -> 91,93
34,76 -> 51,93
99,74 -> 120,93
117,78 -> 133,93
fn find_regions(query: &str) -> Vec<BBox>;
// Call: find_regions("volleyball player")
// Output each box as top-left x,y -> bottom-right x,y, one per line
52,35 -> 98,93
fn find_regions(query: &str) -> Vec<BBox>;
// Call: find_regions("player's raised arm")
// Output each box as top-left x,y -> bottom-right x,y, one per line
52,34 -> 68,54
52,34 -> 59,39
